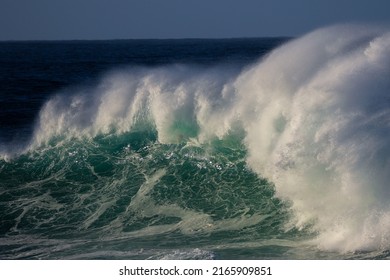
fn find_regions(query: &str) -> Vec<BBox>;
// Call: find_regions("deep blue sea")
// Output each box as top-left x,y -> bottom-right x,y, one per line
1,24 -> 390,259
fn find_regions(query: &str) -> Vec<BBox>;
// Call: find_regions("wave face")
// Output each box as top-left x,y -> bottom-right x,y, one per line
1,25 -> 390,258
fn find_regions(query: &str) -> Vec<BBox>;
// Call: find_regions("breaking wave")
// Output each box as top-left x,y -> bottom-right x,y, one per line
2,24 -> 390,255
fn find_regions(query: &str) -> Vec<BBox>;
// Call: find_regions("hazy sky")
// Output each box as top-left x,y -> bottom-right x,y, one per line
1,0 -> 389,40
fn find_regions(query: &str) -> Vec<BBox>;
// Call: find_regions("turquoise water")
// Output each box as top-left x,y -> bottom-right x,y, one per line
0,129 -> 301,259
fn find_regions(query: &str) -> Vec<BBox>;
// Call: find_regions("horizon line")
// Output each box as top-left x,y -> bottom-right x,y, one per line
0,35 -> 293,43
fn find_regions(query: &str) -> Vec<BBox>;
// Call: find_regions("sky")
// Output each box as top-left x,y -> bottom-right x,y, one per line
0,0 -> 389,40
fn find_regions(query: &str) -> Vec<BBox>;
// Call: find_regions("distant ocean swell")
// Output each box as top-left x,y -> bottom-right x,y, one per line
1,24 -> 390,258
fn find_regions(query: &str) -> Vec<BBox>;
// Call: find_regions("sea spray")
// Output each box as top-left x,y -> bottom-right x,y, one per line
235,24 -> 390,252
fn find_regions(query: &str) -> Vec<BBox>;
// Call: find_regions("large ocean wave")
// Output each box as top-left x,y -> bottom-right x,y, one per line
2,24 -> 390,256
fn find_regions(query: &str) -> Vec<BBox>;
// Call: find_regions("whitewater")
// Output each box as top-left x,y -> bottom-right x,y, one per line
1,24 -> 390,259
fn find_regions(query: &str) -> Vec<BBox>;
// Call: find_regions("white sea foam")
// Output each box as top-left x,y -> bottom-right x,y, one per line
26,24 -> 390,252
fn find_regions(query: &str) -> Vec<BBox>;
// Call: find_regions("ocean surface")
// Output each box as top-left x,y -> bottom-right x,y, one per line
1,24 -> 390,259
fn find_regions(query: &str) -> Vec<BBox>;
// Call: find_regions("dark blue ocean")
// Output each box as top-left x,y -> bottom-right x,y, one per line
1,24 -> 390,259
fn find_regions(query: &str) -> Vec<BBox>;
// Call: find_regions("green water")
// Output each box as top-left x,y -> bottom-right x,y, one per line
0,128 -> 318,259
